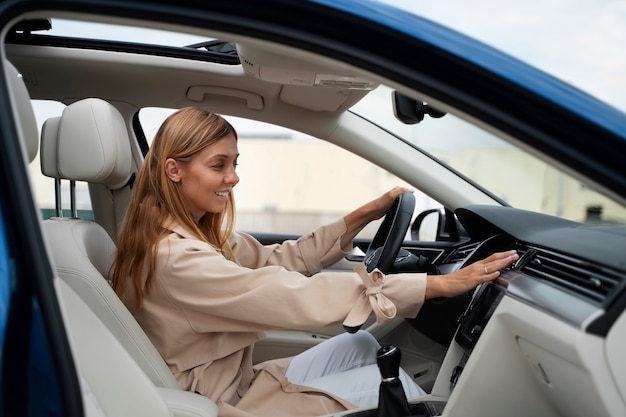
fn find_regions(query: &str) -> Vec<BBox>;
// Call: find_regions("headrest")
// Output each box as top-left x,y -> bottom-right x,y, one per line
40,98 -> 132,187
5,61 -> 38,162
40,117 -> 61,179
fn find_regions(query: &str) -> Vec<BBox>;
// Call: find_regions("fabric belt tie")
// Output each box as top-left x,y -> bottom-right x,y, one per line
343,263 -> 397,329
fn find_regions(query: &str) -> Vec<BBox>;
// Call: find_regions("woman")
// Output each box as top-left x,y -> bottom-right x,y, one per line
110,107 -> 518,417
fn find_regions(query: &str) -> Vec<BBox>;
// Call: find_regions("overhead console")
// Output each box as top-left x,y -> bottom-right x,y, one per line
236,42 -> 377,112
237,43 -> 377,89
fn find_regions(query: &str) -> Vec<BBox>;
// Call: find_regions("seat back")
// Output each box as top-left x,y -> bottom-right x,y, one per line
4,61 -> 39,162
40,98 -> 180,389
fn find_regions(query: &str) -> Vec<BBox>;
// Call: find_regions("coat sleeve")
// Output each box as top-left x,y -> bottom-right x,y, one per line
155,231 -> 427,333
229,218 -> 350,275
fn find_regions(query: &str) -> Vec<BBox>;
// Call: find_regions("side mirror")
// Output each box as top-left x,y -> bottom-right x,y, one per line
411,208 -> 445,241
411,207 -> 465,241
392,91 -> 446,124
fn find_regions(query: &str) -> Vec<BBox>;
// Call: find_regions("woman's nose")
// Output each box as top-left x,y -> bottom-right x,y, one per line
226,167 -> 239,185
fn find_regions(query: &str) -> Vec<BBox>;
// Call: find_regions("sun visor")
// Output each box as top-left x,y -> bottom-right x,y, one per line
237,43 -> 377,90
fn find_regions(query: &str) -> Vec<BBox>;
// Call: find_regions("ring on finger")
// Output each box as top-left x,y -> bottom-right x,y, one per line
484,266 -> 489,274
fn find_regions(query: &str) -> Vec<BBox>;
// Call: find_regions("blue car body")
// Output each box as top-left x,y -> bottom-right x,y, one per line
1,1 -> 625,416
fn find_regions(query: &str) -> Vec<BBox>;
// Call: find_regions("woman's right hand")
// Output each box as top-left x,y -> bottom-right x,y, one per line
425,250 -> 519,299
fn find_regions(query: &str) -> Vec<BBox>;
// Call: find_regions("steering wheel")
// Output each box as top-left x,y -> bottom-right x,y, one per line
344,192 -> 416,334
363,192 -> 416,274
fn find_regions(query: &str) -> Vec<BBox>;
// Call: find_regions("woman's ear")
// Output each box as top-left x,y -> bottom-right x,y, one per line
164,158 -> 182,183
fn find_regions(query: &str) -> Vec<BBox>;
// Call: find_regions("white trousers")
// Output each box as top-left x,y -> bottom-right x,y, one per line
284,331 -> 426,408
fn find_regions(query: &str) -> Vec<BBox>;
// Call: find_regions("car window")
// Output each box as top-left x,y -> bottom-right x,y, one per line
47,18 -> 207,48
30,100 -> 93,220
138,108 -> 443,239
352,85 -> 626,225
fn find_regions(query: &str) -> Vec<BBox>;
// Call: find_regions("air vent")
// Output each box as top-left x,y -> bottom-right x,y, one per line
446,242 -> 480,264
522,248 -> 626,306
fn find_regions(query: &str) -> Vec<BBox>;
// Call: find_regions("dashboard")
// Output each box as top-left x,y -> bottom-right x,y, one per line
412,204 -> 626,417
403,204 -> 626,351
453,205 -> 626,335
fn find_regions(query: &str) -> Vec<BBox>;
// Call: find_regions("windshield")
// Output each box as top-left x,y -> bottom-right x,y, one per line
352,85 -> 626,225
377,1 -> 626,115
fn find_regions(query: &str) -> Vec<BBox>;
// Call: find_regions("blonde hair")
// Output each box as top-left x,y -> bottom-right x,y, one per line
111,107 -> 237,308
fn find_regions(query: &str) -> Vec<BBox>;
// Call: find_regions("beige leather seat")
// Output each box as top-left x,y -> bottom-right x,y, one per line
6,60 -> 217,416
4,61 -> 39,163
39,98 -> 181,390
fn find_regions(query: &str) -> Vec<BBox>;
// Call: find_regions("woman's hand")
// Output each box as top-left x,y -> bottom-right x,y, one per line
367,186 -> 413,221
425,250 -> 519,299
341,187 -> 413,249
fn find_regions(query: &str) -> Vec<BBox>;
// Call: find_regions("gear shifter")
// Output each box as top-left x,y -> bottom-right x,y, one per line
376,345 -> 412,417
378,345 -> 402,381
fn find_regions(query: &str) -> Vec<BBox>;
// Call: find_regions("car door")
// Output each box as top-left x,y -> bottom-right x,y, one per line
1,63 -> 83,417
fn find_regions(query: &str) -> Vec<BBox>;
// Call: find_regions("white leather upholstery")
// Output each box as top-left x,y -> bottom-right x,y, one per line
157,388 -> 219,417
40,117 -> 62,179
4,61 -> 38,162
59,279 -> 217,416
41,98 -> 180,390
57,279 -> 174,417
43,219 -> 180,389
42,98 -> 132,186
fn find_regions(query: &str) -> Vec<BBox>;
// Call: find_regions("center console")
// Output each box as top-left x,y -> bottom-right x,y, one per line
429,280 -> 507,402
341,280 -> 506,417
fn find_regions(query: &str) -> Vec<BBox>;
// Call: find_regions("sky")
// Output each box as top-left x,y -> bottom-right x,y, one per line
377,0 -> 626,112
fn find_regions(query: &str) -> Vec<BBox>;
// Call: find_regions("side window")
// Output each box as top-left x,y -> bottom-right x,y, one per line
139,108 -> 441,239
30,100 -> 93,220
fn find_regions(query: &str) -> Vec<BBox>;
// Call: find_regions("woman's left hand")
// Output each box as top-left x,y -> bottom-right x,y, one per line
341,186 -> 413,249
368,186 -> 413,221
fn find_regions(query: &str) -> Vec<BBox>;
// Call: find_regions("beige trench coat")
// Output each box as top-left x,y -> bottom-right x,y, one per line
123,218 -> 427,417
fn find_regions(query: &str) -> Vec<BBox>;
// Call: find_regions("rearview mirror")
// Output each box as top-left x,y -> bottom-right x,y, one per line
392,91 -> 446,124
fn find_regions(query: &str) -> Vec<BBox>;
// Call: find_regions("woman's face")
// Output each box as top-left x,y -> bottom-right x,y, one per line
166,134 -> 239,222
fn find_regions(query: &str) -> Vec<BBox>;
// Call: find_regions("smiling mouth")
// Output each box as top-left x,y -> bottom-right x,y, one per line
215,191 -> 229,197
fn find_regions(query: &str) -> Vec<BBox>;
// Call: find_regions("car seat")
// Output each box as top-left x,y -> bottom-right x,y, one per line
6,60 -> 218,416
39,98 -> 182,390
4,60 -> 38,163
